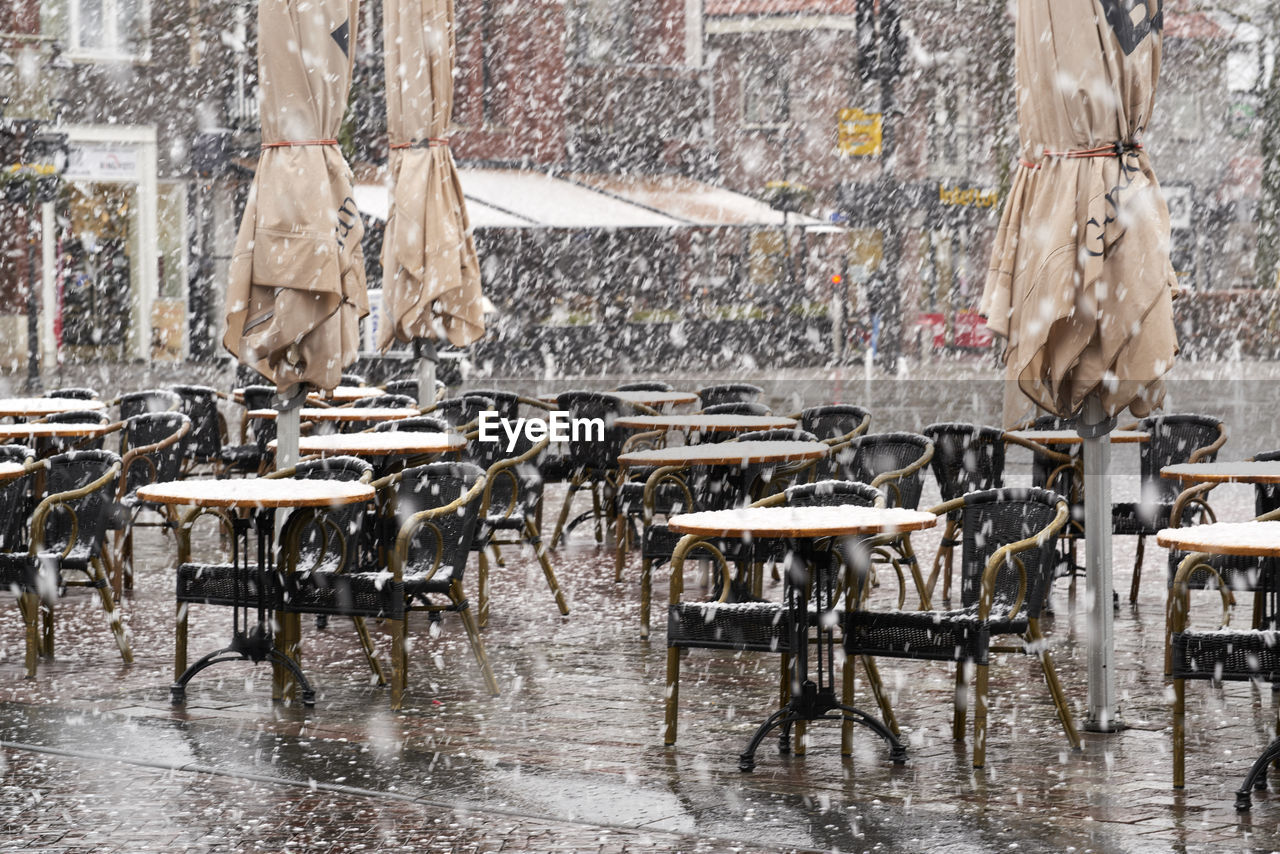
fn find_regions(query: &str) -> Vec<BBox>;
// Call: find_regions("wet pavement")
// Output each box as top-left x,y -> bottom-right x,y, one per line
3,359 -> 1280,852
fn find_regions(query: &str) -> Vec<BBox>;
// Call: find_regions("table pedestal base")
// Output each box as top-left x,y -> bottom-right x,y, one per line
738,679 -> 907,772
1235,736 -> 1280,812
170,627 -> 316,707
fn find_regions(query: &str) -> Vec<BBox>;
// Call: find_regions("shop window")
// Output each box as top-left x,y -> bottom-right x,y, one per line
67,0 -> 151,61
743,69 -> 789,129
576,0 -> 634,65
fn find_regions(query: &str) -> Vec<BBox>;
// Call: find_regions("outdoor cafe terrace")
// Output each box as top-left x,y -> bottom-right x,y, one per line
0,374 -> 1278,853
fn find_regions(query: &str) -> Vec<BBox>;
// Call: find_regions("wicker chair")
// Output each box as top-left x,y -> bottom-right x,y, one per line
223,385 -> 277,475
1167,508 -> 1280,810
549,391 -> 644,549
118,389 -> 181,421
35,410 -> 113,458
1113,413 -> 1226,602
1007,416 -> 1084,585
0,450 -> 131,677
0,445 -> 35,551
428,395 -> 494,433
663,480 -> 894,756
43,387 -> 99,401
844,487 -> 1078,768
340,372 -> 368,386
697,383 -> 764,408
282,461 -> 495,707
384,378 -> 445,403
798,405 -> 872,445
922,423 -> 1006,604
107,411 -> 192,595
616,381 -> 673,392
702,401 -> 771,417
170,384 -> 232,476
342,393 -> 419,434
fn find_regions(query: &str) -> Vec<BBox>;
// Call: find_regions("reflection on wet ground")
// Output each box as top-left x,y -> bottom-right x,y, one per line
2,378 -> 1280,851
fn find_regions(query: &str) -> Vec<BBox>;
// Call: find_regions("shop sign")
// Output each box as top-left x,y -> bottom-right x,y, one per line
837,108 -> 883,157
937,184 -> 1000,208
64,143 -> 141,182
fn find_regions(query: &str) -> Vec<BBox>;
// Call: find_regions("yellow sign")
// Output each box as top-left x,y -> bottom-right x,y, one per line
837,108 -> 882,157
938,184 -> 1000,208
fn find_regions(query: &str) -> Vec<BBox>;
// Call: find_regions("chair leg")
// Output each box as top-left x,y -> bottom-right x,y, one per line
862,655 -> 900,737
640,557 -> 653,641
91,559 -> 133,664
41,603 -> 54,660
973,661 -> 990,768
1173,677 -> 1186,788
1129,535 -> 1145,603
453,581 -> 499,696
953,661 -> 968,741
664,645 -> 682,745
1028,620 -> 1081,752
19,592 -> 39,678
123,526 -> 136,591
390,616 -> 408,710
477,547 -> 491,629
351,617 -> 386,686
942,541 -> 956,604
175,600 -> 188,683
841,653 -> 854,755
614,512 -> 628,582
550,479 -> 581,549
526,521 -> 569,616
590,484 -> 603,543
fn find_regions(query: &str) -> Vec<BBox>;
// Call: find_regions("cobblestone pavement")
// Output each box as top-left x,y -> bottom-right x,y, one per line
2,363 -> 1280,852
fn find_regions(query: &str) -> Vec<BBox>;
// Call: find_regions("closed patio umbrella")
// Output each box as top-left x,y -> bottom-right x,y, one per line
981,0 -> 1178,732
380,0 -> 485,405
224,0 -> 367,467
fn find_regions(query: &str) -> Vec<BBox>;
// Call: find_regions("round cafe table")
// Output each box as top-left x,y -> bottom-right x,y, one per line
0,397 -> 106,418
667,504 -> 936,771
0,461 -> 28,482
1161,460 -> 1280,485
271,431 -> 466,457
136,478 -> 375,706
0,422 -> 113,441
233,385 -> 370,405
1005,428 -> 1149,445
614,414 -> 798,434
248,407 -> 416,423
538,390 -> 699,409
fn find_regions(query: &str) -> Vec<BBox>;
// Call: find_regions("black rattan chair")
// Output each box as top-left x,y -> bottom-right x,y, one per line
223,385 -> 277,475
43,387 -> 99,401
0,450 -> 131,677
702,402 -> 772,417
118,389 -> 181,421
0,445 -> 35,551
107,412 -> 192,595
616,381 -> 673,392
844,487 -> 1080,768
697,383 -> 764,408
1114,413 -> 1226,602
922,423 -> 1006,604
171,385 -> 230,476
549,391 -> 638,549
35,409 -> 113,458
429,395 -> 494,433
282,461 -> 495,707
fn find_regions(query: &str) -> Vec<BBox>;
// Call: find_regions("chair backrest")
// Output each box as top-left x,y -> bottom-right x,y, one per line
40,450 -> 122,560
0,444 -> 34,551
555,391 -> 629,473
240,386 -> 278,460
352,394 -> 417,410
433,396 -> 494,430
285,455 -> 375,572
341,372 -> 368,386
697,383 -> 764,408
384,378 -> 445,401
616,381 -> 673,392
785,479 -> 881,508
735,427 -> 819,443
373,415 -> 453,433
837,432 -> 933,509
1254,449 -> 1280,517
123,412 -> 191,495
800,405 -> 871,443
119,389 -> 181,420
1139,413 -> 1224,504
170,385 -> 223,460
464,389 -> 521,421
37,409 -> 112,456
923,422 -> 1006,505
43,387 -> 99,400
395,461 -> 485,582
956,487 -> 1064,621
703,401 -> 771,416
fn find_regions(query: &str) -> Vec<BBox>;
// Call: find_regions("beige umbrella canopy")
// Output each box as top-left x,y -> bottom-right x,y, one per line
379,0 -> 485,351
224,0 -> 367,393
982,0 -> 1178,425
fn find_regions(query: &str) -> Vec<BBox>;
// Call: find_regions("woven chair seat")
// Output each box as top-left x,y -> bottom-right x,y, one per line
219,443 -> 261,464
844,608 -> 1030,666
668,600 -> 794,653
1111,501 -> 1172,536
1171,630 -> 1280,682
0,553 -> 41,588
176,562 -> 275,606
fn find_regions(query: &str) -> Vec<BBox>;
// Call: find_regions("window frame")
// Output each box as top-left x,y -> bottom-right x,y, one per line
67,0 -> 152,63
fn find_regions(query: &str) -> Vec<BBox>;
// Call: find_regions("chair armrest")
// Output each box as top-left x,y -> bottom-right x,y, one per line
480,437 -> 550,517
643,465 -> 693,521
976,498 -> 1069,622
29,461 -> 122,556
1187,423 -> 1228,463
174,505 -> 237,563
867,441 -> 934,500
1169,482 -> 1218,528
118,420 -> 192,497
391,473 -> 487,583
621,430 -> 665,455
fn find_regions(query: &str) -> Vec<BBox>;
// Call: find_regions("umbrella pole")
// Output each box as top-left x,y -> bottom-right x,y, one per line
414,338 -> 438,409
274,384 -> 306,472
1079,395 -> 1122,732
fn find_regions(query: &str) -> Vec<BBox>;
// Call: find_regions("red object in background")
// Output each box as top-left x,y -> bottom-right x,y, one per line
917,312 -> 945,348
954,310 -> 993,348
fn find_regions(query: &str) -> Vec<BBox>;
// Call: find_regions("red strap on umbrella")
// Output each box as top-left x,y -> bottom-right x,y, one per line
1020,140 -> 1143,169
261,139 -> 340,149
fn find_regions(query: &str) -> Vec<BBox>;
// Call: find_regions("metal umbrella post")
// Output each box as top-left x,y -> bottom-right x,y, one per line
1079,395 -> 1120,732
414,338 -> 437,408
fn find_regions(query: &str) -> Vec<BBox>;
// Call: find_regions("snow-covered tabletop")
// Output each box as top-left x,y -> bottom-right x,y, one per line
1156,521 -> 1280,557
1161,461 -> 1280,484
670,505 -> 937,538
233,385 -> 370,404
539,390 -> 698,407
247,407 -> 417,422
0,397 -> 106,417
0,422 -> 112,438
618,440 -> 829,468
0,462 -> 27,482
137,478 -> 374,509
1007,429 -> 1148,445
614,414 -> 798,432
271,432 -> 466,456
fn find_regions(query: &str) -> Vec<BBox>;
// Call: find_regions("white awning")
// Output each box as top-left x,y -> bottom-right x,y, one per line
353,169 -> 832,230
